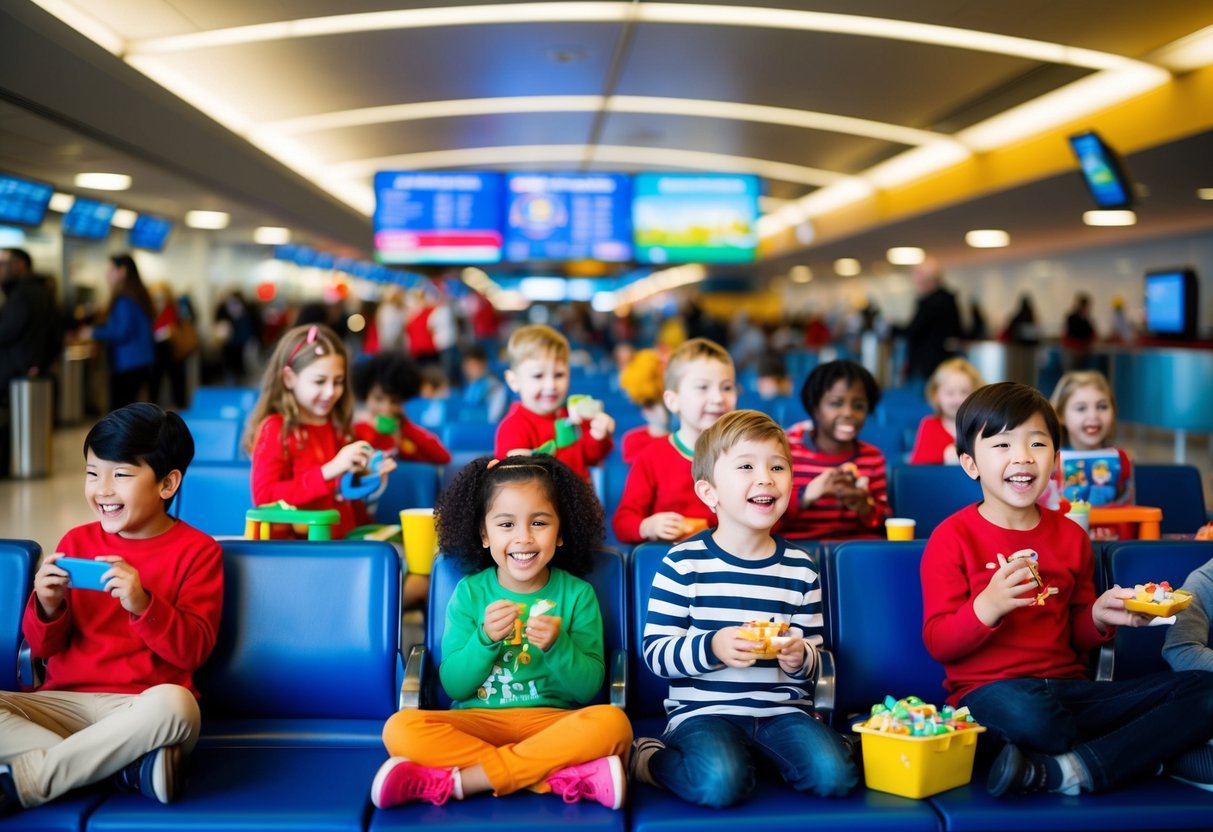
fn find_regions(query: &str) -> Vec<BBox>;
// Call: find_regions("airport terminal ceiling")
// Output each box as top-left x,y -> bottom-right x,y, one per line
1,1 -> 1212,273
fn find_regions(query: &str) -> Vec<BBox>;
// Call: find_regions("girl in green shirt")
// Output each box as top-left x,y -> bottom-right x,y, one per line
372,455 -> 632,810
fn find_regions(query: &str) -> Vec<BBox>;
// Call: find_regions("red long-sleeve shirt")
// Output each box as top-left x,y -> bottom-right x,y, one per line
493,402 -> 612,480
23,520 -> 223,697
908,415 -> 956,465
780,421 -> 889,540
611,437 -> 717,544
250,414 -> 371,539
353,417 -> 451,464
921,504 -> 1113,705
620,425 -> 667,465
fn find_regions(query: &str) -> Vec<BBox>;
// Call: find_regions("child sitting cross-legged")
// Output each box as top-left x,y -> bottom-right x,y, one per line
922,382 -> 1213,798
630,410 -> 858,807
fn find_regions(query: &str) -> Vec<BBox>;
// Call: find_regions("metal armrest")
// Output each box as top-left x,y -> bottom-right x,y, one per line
17,639 -> 44,690
399,644 -> 426,710
610,647 -> 627,710
1094,642 -> 1114,681
814,647 -> 836,722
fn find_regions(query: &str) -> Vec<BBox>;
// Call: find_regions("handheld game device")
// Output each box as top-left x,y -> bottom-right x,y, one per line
57,557 -> 111,592
340,450 -> 388,501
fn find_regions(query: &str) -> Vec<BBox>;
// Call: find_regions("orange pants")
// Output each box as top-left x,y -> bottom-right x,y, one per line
382,705 -> 632,796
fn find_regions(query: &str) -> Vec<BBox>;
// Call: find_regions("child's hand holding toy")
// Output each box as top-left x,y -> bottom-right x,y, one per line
483,598 -> 521,643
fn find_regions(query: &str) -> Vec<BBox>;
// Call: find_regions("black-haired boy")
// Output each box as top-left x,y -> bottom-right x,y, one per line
0,403 -> 223,815
351,350 -> 451,464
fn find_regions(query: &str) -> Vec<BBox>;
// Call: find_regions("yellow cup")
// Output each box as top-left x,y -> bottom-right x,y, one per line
885,517 -> 916,541
399,508 -> 437,575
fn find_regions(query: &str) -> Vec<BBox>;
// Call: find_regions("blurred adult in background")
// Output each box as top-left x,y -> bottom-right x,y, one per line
0,248 -> 61,474
375,286 -> 407,352
966,297 -> 989,341
214,289 -> 260,385
1061,291 -> 1097,371
1108,295 -> 1137,344
149,282 -> 192,409
90,254 -> 155,410
901,257 -> 963,383
1000,294 -> 1041,345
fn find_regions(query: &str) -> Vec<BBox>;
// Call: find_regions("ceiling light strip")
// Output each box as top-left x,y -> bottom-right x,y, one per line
125,2 -> 1146,74
28,0 -> 125,54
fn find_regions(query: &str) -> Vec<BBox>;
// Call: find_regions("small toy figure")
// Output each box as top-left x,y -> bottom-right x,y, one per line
986,549 -> 1059,606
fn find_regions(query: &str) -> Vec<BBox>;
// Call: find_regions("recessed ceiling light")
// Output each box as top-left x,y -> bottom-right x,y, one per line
887,246 -> 926,265
1197,188 -> 1213,201
1082,210 -> 1136,227
111,209 -> 138,229
789,265 -> 813,283
48,193 -> 74,213
74,172 -> 131,191
965,229 -> 1010,248
254,226 -> 291,244
834,258 -> 862,277
185,210 -> 230,229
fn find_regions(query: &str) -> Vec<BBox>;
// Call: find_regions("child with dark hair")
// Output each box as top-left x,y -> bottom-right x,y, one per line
351,350 -> 451,464
0,403 -> 223,816
371,455 -> 632,810
780,359 -> 889,540
922,382 -> 1213,797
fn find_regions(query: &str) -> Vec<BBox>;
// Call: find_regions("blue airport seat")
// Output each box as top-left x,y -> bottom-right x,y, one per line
861,423 -> 909,467
889,465 -> 983,537
1135,463 -> 1209,535
188,386 -> 258,418
406,397 -> 456,430
373,461 -> 441,522
85,539 -> 400,830
627,541 -> 940,831
175,461 -> 254,537
441,420 -> 497,452
440,450 -> 489,496
180,412 -> 242,462
371,550 -> 625,832
1,539 -> 39,692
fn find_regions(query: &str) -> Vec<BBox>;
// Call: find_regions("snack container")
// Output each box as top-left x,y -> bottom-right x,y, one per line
854,722 -> 986,799
1124,589 -> 1194,617
738,621 -> 790,660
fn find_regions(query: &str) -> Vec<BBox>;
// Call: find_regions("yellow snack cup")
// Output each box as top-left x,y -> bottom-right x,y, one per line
399,508 -> 437,575
885,518 -> 916,541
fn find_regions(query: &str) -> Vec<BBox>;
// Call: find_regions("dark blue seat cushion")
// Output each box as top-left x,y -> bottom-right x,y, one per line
0,787 -> 105,832
84,746 -> 382,832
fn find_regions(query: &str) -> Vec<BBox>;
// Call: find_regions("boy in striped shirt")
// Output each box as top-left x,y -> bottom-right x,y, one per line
630,410 -> 858,807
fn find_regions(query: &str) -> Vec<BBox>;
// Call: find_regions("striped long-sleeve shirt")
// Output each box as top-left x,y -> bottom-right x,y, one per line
642,532 -> 824,731
779,421 -> 889,540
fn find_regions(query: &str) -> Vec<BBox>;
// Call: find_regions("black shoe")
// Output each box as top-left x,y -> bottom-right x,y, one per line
1167,742 -> 1213,792
987,744 -> 1048,798
0,764 -> 22,817
114,745 -> 185,804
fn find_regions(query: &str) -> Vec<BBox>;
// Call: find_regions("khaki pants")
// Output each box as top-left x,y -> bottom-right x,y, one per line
0,684 -> 199,807
382,705 -> 632,796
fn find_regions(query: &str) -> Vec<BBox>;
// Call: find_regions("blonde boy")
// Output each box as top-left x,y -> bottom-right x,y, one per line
612,338 -> 737,543
494,324 -> 614,480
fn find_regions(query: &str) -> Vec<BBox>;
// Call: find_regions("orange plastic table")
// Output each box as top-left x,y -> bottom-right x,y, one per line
1087,505 -> 1163,540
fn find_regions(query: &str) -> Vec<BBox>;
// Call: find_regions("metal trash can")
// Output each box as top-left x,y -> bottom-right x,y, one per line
59,345 -> 89,424
10,377 -> 53,478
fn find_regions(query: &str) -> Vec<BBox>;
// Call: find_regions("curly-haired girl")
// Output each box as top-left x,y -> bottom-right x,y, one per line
372,455 -> 632,811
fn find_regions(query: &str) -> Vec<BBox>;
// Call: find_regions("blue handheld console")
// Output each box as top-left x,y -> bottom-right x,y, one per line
57,557 -> 111,591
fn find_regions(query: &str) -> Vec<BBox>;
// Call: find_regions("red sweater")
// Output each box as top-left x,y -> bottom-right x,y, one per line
24,521 -> 223,697
621,426 -> 667,465
780,421 -> 889,540
250,414 -> 371,539
494,402 -> 613,480
353,417 -> 451,464
921,504 -> 1113,705
908,415 -> 955,465
611,436 -> 717,544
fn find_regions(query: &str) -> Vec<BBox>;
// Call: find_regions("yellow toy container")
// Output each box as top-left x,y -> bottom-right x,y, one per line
854,723 -> 986,799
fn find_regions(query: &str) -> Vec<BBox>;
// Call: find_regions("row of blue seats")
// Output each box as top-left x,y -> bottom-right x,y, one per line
5,537 -> 1212,831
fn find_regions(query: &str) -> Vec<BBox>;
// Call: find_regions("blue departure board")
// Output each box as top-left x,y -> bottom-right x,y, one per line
504,173 -> 632,262
373,171 -> 503,265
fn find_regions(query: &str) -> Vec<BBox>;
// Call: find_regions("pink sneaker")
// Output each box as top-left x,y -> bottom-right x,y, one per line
370,758 -> 455,808
546,755 -> 625,809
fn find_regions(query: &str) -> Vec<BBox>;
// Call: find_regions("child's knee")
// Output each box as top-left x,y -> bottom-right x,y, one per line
675,742 -> 753,807
382,709 -> 427,756
138,684 -> 200,749
582,705 -> 633,751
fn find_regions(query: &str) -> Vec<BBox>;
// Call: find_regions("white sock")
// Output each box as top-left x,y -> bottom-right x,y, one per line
1054,752 -> 1089,795
450,767 -> 464,800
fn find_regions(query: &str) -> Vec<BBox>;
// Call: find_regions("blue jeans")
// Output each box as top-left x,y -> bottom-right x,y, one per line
651,712 -> 858,807
960,670 -> 1213,792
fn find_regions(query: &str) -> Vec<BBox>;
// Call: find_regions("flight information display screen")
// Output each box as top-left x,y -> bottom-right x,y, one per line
0,174 -> 54,226
503,172 -> 632,262
62,198 -> 117,240
129,214 -> 174,251
632,173 -> 760,264
373,171 -> 503,264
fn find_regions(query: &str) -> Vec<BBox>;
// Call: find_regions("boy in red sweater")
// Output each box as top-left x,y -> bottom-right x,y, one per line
351,350 -> 451,465
921,382 -> 1213,798
0,404 -> 223,816
612,338 -> 737,544
494,325 -> 614,480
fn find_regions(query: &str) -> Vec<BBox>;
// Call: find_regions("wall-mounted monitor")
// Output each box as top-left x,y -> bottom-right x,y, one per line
373,171 -> 502,265
128,213 -> 173,251
503,172 -> 632,262
0,173 -> 54,227
1068,131 -> 1134,210
62,198 -> 117,240
1143,267 -> 1199,339
632,173 -> 760,264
